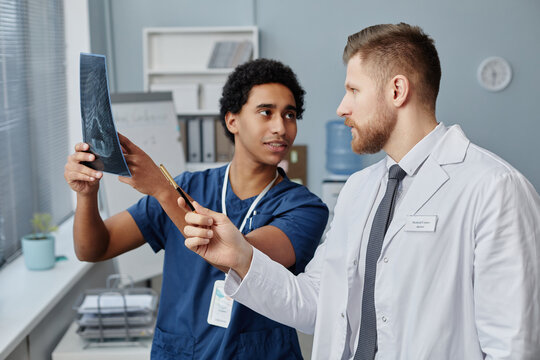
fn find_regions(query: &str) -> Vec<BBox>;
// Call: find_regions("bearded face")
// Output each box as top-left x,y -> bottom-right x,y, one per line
338,55 -> 398,155
345,94 -> 397,154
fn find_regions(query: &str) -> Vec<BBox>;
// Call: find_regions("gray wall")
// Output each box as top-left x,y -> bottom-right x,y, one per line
89,0 -> 540,196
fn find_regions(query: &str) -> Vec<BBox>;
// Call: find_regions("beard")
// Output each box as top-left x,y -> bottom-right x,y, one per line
346,100 -> 397,154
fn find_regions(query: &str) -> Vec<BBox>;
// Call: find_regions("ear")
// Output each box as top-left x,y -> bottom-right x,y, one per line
389,75 -> 409,108
225,111 -> 239,135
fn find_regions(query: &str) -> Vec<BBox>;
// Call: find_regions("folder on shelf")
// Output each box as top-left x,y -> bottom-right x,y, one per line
187,118 -> 202,162
208,41 -> 236,68
208,40 -> 253,69
201,117 -> 216,163
229,40 -> 253,67
177,117 -> 189,162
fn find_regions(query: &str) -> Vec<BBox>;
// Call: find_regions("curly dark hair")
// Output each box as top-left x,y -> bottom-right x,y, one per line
219,58 -> 305,143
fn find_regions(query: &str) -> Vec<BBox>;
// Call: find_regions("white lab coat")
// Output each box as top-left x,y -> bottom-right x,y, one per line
225,125 -> 540,359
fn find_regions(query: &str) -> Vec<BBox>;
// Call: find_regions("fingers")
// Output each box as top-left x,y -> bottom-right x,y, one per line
74,142 -> 90,152
183,201 -> 213,224
177,197 -> 191,212
177,197 -> 199,213
184,237 -> 209,251
117,132 -> 139,153
69,150 -> 95,164
185,211 -> 213,227
65,169 -> 101,183
184,225 -> 213,239
193,201 -> 220,217
65,151 -> 102,182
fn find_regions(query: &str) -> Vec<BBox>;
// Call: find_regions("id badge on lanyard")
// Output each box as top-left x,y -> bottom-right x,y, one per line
207,163 -> 278,328
207,280 -> 233,328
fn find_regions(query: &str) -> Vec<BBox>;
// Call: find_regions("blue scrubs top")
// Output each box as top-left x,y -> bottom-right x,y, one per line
128,165 -> 329,359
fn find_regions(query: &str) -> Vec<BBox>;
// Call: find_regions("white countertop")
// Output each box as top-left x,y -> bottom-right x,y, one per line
52,322 -> 151,360
0,216 -> 94,358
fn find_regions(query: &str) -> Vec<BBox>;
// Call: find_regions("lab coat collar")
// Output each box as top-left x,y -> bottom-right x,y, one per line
431,124 -> 470,165
386,122 -> 447,177
382,124 -> 470,250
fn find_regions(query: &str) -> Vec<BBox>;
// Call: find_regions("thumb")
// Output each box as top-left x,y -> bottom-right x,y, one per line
117,132 -> 140,153
192,201 -> 229,226
192,201 -> 212,215
118,175 -> 130,184
192,201 -> 223,220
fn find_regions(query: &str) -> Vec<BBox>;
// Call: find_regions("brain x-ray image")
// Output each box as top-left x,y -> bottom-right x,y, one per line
80,53 -> 131,176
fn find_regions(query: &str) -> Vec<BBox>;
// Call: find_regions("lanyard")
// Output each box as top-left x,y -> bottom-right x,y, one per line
221,163 -> 279,233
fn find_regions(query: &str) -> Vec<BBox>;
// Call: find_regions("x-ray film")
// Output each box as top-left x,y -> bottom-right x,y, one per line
80,53 -> 131,176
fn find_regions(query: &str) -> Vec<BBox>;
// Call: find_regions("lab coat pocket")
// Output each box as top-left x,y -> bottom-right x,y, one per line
151,326 -> 195,360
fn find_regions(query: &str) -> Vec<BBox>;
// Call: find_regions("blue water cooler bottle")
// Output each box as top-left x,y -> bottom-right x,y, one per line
325,120 -> 363,175
321,120 -> 363,239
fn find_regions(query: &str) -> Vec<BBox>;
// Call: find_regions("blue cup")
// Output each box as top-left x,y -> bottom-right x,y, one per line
21,234 -> 55,270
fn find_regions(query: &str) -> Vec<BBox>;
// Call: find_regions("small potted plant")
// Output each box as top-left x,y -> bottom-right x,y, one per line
21,213 -> 58,270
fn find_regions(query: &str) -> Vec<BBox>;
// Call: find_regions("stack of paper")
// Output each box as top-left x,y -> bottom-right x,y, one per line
73,288 -> 158,341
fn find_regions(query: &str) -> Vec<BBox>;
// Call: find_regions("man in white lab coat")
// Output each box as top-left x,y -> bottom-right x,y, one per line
179,23 -> 540,359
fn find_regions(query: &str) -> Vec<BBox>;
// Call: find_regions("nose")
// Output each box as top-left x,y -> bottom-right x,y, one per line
336,95 -> 349,118
270,114 -> 286,135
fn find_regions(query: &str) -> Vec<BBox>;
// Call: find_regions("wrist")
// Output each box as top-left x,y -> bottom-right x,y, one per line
234,241 -> 253,279
77,189 -> 99,201
153,182 -> 174,202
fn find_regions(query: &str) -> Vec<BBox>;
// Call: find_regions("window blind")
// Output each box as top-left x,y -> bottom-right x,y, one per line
0,0 -> 72,266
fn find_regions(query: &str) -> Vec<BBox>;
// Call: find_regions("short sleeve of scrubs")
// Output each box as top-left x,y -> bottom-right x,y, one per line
127,172 -> 189,253
252,182 -> 329,273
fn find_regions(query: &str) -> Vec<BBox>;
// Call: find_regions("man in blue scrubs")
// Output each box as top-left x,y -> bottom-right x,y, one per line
65,58 -> 329,359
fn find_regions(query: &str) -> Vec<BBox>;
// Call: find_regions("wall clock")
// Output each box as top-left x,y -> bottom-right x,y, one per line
477,56 -> 512,92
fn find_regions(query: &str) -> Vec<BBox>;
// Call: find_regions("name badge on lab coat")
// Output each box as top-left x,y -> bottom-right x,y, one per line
404,215 -> 438,232
207,280 -> 233,328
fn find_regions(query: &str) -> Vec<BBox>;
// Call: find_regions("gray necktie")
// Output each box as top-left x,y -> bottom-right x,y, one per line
354,164 -> 407,360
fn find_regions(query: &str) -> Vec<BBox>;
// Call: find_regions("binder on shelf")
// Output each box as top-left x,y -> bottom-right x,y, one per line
187,118 -> 202,162
207,41 -> 236,68
207,40 -> 254,69
229,40 -> 253,67
177,117 -> 188,162
201,117 -> 216,162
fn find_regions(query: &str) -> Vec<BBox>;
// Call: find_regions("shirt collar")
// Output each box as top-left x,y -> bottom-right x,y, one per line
385,122 -> 447,176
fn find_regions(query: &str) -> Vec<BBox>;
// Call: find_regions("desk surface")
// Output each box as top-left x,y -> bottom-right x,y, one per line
52,322 -> 152,360
0,217 -> 94,358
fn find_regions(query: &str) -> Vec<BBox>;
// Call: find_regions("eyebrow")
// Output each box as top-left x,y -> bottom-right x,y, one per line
256,103 -> 297,112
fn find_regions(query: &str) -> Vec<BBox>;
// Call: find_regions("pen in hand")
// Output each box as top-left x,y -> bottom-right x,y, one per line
159,164 -> 195,212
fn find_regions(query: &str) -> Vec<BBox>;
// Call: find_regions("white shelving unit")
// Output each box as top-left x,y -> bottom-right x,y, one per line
143,26 -> 259,113
143,26 -> 257,169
